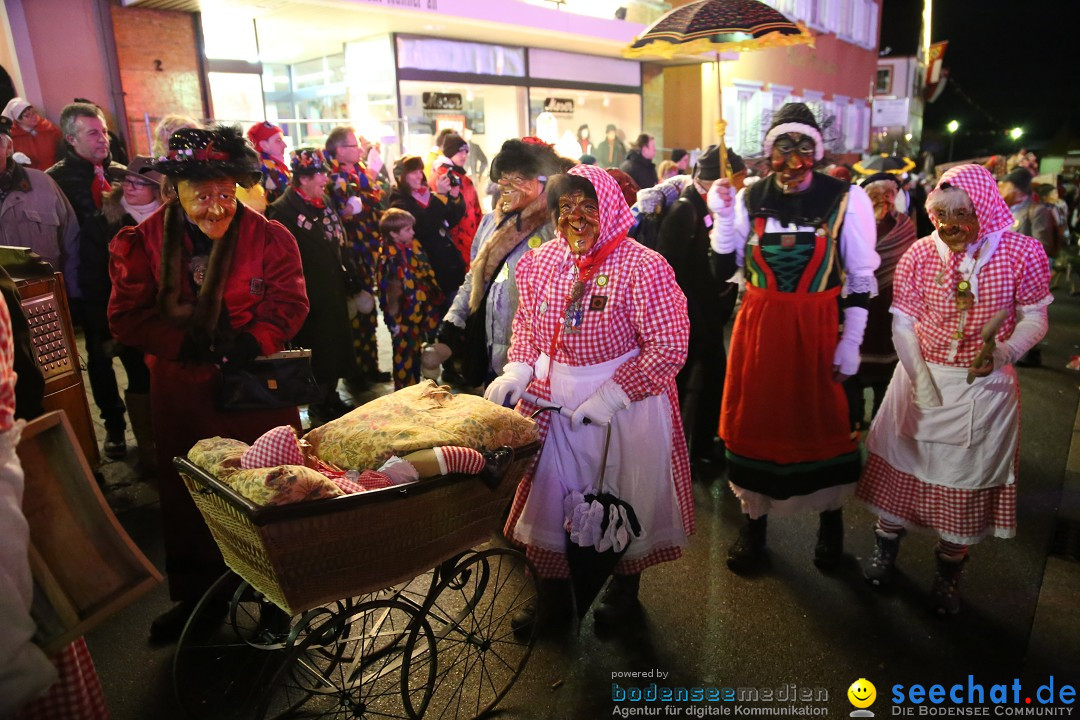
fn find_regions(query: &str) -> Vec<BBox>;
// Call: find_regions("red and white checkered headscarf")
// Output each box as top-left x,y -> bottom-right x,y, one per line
930,163 -> 1014,237
241,425 -> 304,468
566,163 -> 635,251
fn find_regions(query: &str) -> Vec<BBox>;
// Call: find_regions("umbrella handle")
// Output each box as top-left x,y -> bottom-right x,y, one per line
521,391 -> 591,424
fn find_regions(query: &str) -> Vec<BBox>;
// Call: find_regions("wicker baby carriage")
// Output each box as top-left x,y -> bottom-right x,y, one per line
173,439 -> 541,720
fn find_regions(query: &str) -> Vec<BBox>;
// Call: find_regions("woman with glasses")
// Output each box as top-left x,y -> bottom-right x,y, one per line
79,157 -> 163,473
1,98 -> 62,170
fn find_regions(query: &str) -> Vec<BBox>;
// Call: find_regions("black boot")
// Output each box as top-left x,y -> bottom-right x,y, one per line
726,515 -> 768,574
477,446 -> 515,489
103,424 -> 127,460
930,552 -> 967,616
511,578 -> 572,636
864,529 -> 903,587
813,508 -> 844,569
593,573 -> 642,629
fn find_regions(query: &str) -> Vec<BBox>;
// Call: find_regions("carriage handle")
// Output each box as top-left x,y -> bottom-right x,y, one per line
520,391 -> 592,424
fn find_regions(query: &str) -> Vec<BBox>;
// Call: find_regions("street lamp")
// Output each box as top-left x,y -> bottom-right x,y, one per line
946,120 -> 959,162
1010,127 -> 1023,141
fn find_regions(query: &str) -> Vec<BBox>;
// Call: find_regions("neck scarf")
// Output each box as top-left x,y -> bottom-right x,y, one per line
296,187 -> 326,209
121,196 -> 161,225
91,164 -> 110,209
412,187 -> 431,208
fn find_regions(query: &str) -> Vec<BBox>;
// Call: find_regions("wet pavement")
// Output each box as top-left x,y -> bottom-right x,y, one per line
84,292 -> 1080,718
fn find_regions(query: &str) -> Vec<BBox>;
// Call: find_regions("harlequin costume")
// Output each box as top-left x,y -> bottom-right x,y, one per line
248,122 -> 290,205
378,229 -> 444,389
498,164 -> 692,597
709,103 -> 878,570
856,164 -> 1051,613
328,156 -> 384,380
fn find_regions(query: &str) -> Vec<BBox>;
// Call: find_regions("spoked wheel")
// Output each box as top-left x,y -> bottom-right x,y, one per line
403,547 -> 539,719
256,599 -> 436,719
174,571 -> 331,719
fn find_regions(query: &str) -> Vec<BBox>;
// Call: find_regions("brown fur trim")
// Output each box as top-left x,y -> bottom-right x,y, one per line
468,191 -> 549,313
101,184 -> 126,225
157,201 -> 240,340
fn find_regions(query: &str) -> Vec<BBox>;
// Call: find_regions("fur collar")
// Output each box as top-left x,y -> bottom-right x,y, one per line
468,191 -> 549,313
101,184 -> 126,225
157,201 -> 241,344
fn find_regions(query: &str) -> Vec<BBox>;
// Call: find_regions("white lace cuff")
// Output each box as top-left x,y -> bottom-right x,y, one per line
842,273 -> 878,298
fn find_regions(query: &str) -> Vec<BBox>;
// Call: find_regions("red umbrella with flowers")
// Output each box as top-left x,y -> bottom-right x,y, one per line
624,0 -> 815,175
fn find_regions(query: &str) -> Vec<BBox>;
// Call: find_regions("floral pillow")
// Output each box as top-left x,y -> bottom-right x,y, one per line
186,437 -> 342,506
304,381 -> 538,471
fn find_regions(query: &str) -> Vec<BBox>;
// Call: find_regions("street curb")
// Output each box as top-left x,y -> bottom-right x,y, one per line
1025,385 -> 1080,681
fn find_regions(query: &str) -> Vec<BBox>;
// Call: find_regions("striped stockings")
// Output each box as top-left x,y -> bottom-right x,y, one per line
875,517 -> 968,561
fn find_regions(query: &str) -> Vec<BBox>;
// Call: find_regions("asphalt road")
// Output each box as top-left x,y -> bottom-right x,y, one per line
86,288 -> 1080,719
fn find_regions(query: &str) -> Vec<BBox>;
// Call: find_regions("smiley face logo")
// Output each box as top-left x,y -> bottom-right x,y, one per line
848,678 -> 876,709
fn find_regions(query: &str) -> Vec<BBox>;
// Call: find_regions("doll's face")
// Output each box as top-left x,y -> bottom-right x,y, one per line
177,178 -> 237,240
557,190 -> 601,255
770,132 -> 815,193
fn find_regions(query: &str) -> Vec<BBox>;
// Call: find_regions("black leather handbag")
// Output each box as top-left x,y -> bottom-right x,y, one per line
220,349 -> 322,410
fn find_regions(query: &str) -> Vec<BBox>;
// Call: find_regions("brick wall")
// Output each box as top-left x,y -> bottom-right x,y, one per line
111,6 -> 205,157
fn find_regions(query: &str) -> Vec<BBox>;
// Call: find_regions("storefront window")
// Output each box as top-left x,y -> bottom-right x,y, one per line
398,80 -> 526,168
528,87 -> 640,165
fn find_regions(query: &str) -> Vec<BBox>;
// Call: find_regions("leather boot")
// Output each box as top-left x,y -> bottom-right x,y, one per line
511,578 -> 572,637
726,515 -> 768,574
930,552 -> 967,616
125,392 -> 156,478
477,446 -> 514,489
813,508 -> 844,569
864,529 -> 903,587
593,573 -> 642,629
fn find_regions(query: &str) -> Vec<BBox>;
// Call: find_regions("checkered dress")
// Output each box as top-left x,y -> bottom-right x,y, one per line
15,638 -> 109,720
502,164 -> 693,577
857,163 -> 1052,543
0,299 -> 13,433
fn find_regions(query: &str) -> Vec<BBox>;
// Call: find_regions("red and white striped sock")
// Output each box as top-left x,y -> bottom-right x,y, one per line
935,539 -> 969,562
434,446 -> 485,476
875,517 -> 906,539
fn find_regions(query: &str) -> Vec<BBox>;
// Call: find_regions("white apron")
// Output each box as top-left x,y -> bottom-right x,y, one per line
867,362 -> 1019,489
513,350 -> 686,562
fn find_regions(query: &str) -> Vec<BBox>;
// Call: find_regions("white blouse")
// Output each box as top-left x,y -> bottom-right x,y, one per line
710,180 -> 881,296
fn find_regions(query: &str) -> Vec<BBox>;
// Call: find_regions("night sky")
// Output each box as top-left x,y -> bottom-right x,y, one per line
882,0 -> 1080,163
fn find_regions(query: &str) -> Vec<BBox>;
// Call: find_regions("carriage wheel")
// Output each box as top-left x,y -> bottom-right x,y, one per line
256,599 -> 436,719
402,547 -> 539,719
174,571 -> 331,719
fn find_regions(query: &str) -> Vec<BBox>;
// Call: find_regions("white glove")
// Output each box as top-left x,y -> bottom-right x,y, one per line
893,313 -> 941,407
570,379 -> 631,429
833,305 -> 869,379
706,178 -> 735,216
483,361 -> 532,407
992,305 -> 1049,368
707,179 -> 739,255
344,195 -> 363,216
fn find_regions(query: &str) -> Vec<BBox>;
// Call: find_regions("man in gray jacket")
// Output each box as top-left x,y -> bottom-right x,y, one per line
0,131 -> 79,298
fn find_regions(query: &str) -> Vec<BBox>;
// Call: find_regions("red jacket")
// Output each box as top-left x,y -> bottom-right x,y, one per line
10,119 -> 62,171
107,204 -> 309,363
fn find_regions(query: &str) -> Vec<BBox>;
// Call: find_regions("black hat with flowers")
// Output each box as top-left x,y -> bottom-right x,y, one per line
153,124 -> 260,187
290,147 -> 329,176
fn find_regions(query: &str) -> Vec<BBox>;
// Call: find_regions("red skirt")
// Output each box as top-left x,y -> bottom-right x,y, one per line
720,285 -> 855,464
150,356 -> 301,602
